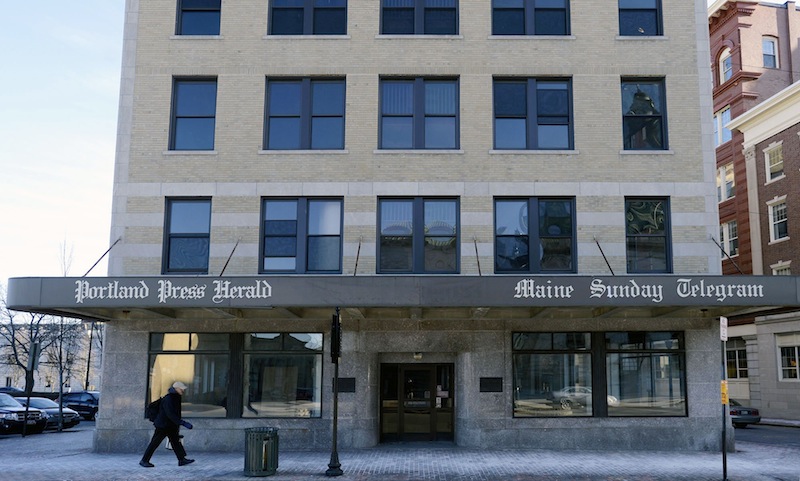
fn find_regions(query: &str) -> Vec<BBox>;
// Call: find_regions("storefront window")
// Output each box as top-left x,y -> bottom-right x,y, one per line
605,332 -> 686,417
512,332 -> 592,417
148,333 -> 230,417
243,333 -> 323,418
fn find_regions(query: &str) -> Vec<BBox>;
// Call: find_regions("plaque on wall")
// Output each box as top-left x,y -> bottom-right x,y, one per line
479,377 -> 503,392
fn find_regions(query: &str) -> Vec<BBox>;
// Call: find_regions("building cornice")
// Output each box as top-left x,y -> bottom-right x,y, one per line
727,81 -> 800,148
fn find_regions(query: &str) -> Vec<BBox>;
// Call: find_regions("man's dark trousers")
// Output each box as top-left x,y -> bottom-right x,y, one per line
142,426 -> 186,461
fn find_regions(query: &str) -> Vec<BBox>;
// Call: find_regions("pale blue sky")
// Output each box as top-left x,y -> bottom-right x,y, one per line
1,2 -> 124,282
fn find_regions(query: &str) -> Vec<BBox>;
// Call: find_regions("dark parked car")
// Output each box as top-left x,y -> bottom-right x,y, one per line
59,391 -> 100,420
0,393 -> 48,434
730,399 -> 761,428
16,397 -> 81,429
0,387 -> 25,396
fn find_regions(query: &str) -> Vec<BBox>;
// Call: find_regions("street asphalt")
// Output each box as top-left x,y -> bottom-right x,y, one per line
1,419 -> 798,481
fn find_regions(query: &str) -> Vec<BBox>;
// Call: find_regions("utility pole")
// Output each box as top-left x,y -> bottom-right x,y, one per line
326,307 -> 343,477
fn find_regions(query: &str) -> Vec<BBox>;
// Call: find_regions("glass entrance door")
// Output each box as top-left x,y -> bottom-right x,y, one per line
380,363 -> 454,442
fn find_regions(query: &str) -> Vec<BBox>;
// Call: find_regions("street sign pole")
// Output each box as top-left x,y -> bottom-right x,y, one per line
720,316 -> 728,481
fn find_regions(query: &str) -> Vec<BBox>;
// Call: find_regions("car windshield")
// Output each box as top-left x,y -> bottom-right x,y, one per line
729,399 -> 742,407
0,393 -> 23,408
25,398 -> 59,408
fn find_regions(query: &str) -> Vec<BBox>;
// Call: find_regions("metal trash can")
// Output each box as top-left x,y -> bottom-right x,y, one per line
244,427 -> 279,477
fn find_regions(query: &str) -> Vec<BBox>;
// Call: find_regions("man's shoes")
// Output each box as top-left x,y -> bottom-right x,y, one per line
139,460 -> 155,468
178,458 -> 195,466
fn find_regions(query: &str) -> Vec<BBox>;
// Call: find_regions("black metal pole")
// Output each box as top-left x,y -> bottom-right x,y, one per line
721,340 -> 728,481
326,308 -> 343,477
85,322 -> 94,390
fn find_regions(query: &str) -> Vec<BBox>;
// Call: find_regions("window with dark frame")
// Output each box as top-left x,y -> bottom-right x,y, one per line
512,332 -> 593,417
618,0 -> 661,36
621,78 -> 667,150
492,0 -> 569,36
378,197 -> 459,274
170,78 -> 217,151
177,0 -> 221,35
380,78 -> 459,149
381,0 -> 458,35
494,197 -> 575,273
269,0 -> 347,35
264,78 -> 345,150
605,332 -> 686,417
493,78 -> 572,150
261,198 -> 343,273
726,338 -> 748,379
163,198 -> 211,274
625,197 -> 671,273
146,332 -> 324,419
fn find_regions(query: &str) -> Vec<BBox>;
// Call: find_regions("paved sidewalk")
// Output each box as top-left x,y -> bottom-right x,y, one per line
2,424 -> 799,481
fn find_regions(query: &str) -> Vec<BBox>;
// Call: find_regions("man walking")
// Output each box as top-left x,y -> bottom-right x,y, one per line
140,381 -> 195,467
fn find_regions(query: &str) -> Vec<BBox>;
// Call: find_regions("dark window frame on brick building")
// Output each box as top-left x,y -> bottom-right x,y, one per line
169,78 -> 217,151
618,0 -> 662,37
621,78 -> 668,151
269,0 -> 347,35
491,0 -> 570,36
493,78 -> 573,150
381,0 -> 458,35
264,78 -> 346,150
163,198 -> 212,274
379,77 -> 459,150
176,0 -> 222,35
625,197 -> 672,274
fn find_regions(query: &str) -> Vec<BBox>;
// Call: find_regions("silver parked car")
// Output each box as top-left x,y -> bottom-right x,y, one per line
729,399 -> 761,428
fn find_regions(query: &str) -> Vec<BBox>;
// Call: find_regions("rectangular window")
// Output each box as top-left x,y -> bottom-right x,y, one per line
170,78 -> 217,150
716,163 -> 735,202
625,198 -> 671,273
265,78 -> 345,150
261,198 -> 343,273
726,338 -> 748,379
495,198 -> 575,273
621,79 -> 667,150
606,332 -> 685,416
777,334 -> 800,380
720,220 -> 738,257
269,0 -> 347,35
492,0 -> 569,36
763,36 -> 778,69
177,0 -> 221,35
164,198 -> 211,274
772,261 -> 791,276
147,332 -> 324,419
381,0 -> 458,35
720,49 -> 733,83
243,333 -> 323,418
148,333 -> 230,417
764,144 -> 784,181
378,197 -> 458,273
512,333 -> 592,417
380,78 -> 459,149
713,107 -> 732,147
493,79 -> 572,150
769,200 -> 788,242
618,0 -> 661,36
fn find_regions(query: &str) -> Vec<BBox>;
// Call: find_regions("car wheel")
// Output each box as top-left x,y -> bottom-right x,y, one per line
733,423 -> 746,429
560,398 -> 572,410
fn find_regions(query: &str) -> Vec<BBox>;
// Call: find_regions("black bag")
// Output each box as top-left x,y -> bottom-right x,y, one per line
146,397 -> 162,422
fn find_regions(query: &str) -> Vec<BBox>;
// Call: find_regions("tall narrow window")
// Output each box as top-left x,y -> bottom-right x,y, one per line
764,143 -> 784,182
717,163 -> 735,202
777,334 -> 800,380
713,107 -> 732,147
762,36 -> 778,69
726,338 -> 748,379
269,0 -> 347,35
381,0 -> 458,35
164,198 -> 211,274
495,198 -> 575,273
177,0 -> 221,35
380,78 -> 459,149
621,79 -> 667,150
378,197 -> 458,273
492,0 -> 569,36
493,78 -> 572,150
625,198 -> 671,273
618,0 -> 661,36
768,199 -> 788,243
261,198 -> 343,273
719,48 -> 733,84
170,78 -> 217,150
265,78 -> 345,150
720,220 -> 738,257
